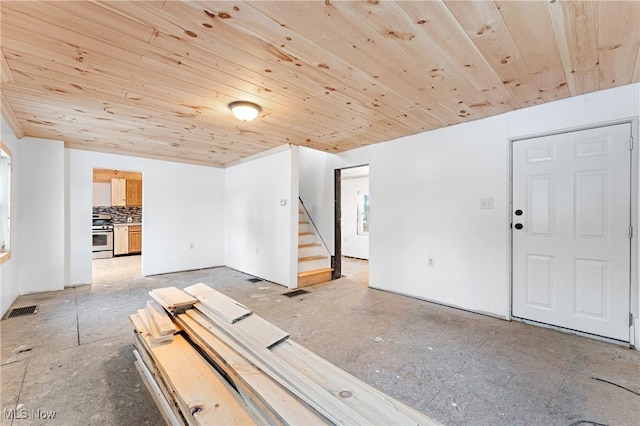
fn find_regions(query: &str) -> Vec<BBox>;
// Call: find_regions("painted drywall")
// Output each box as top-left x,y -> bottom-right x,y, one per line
67,149 -> 225,284
0,117 -> 20,316
0,116 -> 65,311
300,83 -> 640,324
225,146 -> 297,288
18,137 -> 65,295
341,167 -> 369,259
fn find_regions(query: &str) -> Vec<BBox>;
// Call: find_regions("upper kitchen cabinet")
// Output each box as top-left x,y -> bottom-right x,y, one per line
111,178 -> 126,206
93,169 -> 143,207
126,180 -> 142,207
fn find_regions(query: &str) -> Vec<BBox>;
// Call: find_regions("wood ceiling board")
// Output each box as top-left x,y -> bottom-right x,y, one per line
341,0 -> 498,122
1,1 -> 639,167
155,1 -> 431,137
393,1 -> 517,114
242,0 -> 465,126
181,1 -> 447,131
496,1 -> 570,103
0,50 -> 15,83
546,0 -> 599,96
597,1 -> 640,90
442,0 -> 545,109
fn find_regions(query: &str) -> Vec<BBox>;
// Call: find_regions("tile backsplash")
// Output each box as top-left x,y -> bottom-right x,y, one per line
93,206 -> 142,224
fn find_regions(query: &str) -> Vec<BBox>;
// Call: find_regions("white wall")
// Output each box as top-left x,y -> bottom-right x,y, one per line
225,146 -> 298,288
19,137 -> 65,294
300,83 -> 640,323
0,116 -> 65,316
341,167 -> 369,259
1,117 -> 20,316
67,149 -> 225,284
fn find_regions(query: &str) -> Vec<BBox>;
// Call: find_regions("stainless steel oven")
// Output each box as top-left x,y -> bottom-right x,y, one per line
92,214 -> 114,259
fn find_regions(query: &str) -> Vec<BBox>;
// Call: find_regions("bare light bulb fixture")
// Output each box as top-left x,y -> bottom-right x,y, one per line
228,101 -> 261,121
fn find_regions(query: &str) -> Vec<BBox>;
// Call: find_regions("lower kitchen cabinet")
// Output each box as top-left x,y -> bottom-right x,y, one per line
114,225 -> 129,255
129,225 -> 142,254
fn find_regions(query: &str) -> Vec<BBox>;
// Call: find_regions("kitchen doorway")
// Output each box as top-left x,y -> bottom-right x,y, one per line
92,168 -> 143,282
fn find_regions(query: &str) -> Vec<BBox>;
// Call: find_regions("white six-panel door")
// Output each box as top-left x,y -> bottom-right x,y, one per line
512,123 -> 631,341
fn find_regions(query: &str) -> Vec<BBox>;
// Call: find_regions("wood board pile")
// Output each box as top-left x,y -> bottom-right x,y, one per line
130,283 -> 440,425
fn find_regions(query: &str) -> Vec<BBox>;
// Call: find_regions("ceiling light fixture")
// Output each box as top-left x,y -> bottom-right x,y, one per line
228,101 -> 261,121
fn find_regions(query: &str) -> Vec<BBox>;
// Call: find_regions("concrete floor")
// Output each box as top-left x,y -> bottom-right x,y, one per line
1,256 -> 639,425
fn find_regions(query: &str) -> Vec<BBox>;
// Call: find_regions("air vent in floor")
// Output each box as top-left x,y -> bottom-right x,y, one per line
5,305 -> 38,319
247,278 -> 263,283
283,289 -> 309,298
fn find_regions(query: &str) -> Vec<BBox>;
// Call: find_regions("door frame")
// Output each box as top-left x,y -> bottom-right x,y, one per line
333,163 -> 371,280
508,117 -> 639,347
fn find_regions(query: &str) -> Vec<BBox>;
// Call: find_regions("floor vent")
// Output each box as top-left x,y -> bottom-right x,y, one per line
247,278 -> 263,283
5,305 -> 38,319
283,289 -> 309,298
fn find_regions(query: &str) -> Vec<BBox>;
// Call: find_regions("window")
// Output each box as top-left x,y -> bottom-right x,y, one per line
0,142 -> 11,264
357,191 -> 370,235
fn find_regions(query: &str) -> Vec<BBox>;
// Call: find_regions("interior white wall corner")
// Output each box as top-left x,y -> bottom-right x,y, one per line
224,146 -> 294,287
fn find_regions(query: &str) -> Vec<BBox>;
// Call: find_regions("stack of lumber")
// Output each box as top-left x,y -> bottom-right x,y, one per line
130,284 -> 440,425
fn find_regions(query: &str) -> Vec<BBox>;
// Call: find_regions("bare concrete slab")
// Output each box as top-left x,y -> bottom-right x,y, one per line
1,257 -> 639,425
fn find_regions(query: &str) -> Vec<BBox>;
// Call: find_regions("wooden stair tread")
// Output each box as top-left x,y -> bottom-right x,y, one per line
297,267 -> 333,278
298,232 -> 314,236
299,221 -> 309,224
298,255 -> 328,262
298,243 -> 321,248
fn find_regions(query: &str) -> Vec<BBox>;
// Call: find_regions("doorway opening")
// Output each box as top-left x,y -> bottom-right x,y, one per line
92,168 -> 143,283
335,165 -> 370,285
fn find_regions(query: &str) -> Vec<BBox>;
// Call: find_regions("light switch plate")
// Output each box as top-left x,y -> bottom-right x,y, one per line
480,198 -> 494,209
280,199 -> 287,206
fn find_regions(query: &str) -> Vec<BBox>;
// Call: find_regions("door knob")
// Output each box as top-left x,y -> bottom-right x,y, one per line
514,223 -> 523,230
515,209 -> 523,216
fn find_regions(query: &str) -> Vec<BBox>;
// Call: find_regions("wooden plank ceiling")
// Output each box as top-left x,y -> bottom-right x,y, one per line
0,1 -> 638,167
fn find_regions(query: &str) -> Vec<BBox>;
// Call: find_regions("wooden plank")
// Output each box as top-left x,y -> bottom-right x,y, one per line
133,351 -> 185,426
184,308 -> 372,425
233,315 -> 289,350
443,0 -> 544,108
146,300 -> 177,336
496,1 -> 570,102
274,340 -> 439,426
597,1 -> 640,90
175,313 -> 328,425
148,334 -> 259,426
546,0 -> 599,96
138,309 -> 173,344
132,330 -> 186,425
150,287 -> 197,313
0,51 -> 15,83
183,283 -> 252,324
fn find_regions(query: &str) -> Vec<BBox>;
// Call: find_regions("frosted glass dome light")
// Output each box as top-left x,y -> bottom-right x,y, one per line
228,101 -> 261,121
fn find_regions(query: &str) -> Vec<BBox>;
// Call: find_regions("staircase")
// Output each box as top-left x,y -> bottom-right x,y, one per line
298,202 -> 333,287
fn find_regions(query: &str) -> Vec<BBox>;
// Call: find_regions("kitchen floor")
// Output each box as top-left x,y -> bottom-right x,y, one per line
1,258 -> 639,425
92,255 -> 141,283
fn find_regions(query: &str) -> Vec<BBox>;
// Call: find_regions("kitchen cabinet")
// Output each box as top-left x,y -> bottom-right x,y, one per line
111,178 -> 142,207
114,225 -> 129,255
126,180 -> 142,206
111,178 -> 126,206
129,225 -> 142,254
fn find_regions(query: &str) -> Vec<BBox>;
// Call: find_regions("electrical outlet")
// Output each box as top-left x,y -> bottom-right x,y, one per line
256,247 -> 259,255
189,242 -> 194,249
427,257 -> 435,267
